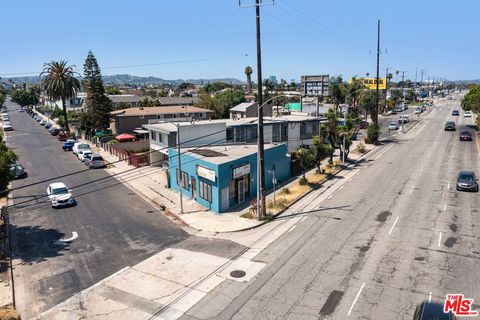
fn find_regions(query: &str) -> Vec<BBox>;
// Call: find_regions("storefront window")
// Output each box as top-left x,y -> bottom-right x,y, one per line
199,180 -> 212,203
176,169 -> 189,190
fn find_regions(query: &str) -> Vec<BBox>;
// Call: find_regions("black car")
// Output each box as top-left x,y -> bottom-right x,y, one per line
444,121 -> 456,131
45,123 -> 52,129
50,128 -> 60,135
9,164 -> 27,179
413,301 -> 456,319
452,110 -> 460,116
456,170 -> 479,192
459,130 -> 472,141
390,109 -> 398,115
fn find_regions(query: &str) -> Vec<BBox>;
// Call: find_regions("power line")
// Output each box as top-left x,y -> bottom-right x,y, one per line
277,0 -> 367,51
263,11 -> 367,55
6,133 -> 256,210
0,54 -> 249,77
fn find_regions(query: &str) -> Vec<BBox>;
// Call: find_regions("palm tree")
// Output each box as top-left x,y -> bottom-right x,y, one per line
245,66 -> 253,94
40,61 -> 81,133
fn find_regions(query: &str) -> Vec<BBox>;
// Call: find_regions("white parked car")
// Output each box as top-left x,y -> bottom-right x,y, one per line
78,149 -> 92,162
398,115 -> 410,123
389,122 -> 399,130
464,111 -> 472,117
47,182 -> 75,208
39,119 -> 47,126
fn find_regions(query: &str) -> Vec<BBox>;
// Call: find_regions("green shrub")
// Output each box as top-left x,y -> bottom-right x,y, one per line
281,187 -> 291,194
299,177 -> 308,185
366,123 -> 380,144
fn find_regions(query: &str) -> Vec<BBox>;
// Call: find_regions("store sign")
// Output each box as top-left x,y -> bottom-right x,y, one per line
197,165 -> 216,182
233,164 -> 250,179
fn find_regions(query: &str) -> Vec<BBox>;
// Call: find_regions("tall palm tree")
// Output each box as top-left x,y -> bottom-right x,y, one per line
245,66 -> 253,94
40,61 -> 81,133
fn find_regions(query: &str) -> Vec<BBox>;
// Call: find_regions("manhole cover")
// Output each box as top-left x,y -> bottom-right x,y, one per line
230,270 -> 246,278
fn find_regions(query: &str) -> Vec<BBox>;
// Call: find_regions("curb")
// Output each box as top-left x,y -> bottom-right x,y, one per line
218,145 -> 379,233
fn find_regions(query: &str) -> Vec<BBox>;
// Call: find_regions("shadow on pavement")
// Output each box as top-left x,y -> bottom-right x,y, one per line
14,225 -> 69,265
275,205 -> 351,221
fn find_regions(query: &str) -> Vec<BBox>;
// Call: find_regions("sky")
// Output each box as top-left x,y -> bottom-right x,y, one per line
1,0 -> 479,82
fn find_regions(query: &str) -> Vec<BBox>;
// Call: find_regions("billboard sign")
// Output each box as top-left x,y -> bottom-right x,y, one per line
301,75 -> 329,97
356,77 -> 387,90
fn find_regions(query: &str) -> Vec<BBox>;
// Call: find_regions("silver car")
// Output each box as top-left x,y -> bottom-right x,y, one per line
84,154 -> 105,168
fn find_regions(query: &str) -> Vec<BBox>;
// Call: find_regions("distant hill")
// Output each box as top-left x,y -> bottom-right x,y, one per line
0,74 -> 244,86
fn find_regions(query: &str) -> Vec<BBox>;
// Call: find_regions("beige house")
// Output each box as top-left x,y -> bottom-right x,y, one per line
110,106 -> 213,134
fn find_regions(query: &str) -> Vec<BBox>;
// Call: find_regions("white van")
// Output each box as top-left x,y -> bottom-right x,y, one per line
72,142 -> 91,155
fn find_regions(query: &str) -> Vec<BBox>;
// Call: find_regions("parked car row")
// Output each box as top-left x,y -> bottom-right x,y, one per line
414,105 -> 427,114
1,111 -> 13,131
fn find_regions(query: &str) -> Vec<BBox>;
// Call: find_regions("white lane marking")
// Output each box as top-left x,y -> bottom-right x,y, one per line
420,166 -> 424,172
389,217 -> 399,235
409,185 -> 415,194
327,195 -> 333,200
438,232 -> 442,247
347,282 -> 366,317
288,226 -> 296,233
447,182 -> 450,190
434,141 -> 437,145
444,202 -> 447,211
55,231 -> 78,244
365,165 -> 369,168
339,185 -> 344,190
301,216 -> 308,222
429,292 -> 432,303
414,123 -> 427,137
427,152 -> 431,159
374,145 -> 393,160
348,178 -> 353,182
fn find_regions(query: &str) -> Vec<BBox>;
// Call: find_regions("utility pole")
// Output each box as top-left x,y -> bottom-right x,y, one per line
374,19 -> 381,125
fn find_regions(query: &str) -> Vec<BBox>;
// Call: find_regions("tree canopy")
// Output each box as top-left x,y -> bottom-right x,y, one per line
40,60 -> 81,132
82,51 -> 113,133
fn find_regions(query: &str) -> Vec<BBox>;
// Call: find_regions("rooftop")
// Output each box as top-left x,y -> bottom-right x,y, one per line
230,102 -> 257,112
143,114 -> 321,132
180,143 -> 285,165
111,106 -> 213,117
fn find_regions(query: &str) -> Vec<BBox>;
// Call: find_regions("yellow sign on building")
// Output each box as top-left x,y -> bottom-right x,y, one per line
356,77 -> 387,90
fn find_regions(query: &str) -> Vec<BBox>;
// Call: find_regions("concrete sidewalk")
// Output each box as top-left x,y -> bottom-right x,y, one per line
80,136 -> 375,234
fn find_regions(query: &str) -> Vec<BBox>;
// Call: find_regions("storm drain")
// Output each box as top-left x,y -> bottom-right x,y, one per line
230,270 -> 246,278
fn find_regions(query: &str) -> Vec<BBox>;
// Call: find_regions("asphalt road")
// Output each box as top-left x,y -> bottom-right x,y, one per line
3,100 -> 246,319
180,92 -> 480,319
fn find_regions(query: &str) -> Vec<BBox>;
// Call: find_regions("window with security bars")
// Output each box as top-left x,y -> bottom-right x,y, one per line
199,180 -> 212,203
176,169 -> 189,190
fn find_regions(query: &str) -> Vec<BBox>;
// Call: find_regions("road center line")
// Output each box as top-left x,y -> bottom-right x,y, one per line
374,145 -> 393,160
444,202 -> 447,212
409,185 -> 415,194
389,217 -> 399,235
347,282 -> 366,317
438,232 -> 442,247
447,182 -> 450,190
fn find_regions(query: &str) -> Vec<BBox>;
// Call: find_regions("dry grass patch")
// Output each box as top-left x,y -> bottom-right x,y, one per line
0,305 -> 20,320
